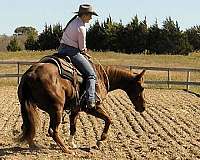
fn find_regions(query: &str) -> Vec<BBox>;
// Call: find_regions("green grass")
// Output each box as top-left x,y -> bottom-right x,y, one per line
1,50 -> 200,68
0,50 -> 200,94
92,51 -> 200,68
0,50 -> 54,61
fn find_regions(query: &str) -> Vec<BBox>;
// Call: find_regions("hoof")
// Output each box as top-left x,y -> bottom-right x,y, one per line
68,135 -> 78,149
29,143 -> 41,150
62,148 -> 73,154
96,140 -> 104,149
91,145 -> 99,150
69,141 -> 78,149
101,133 -> 107,141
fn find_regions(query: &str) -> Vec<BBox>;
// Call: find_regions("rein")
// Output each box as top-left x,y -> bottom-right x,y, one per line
88,56 -> 110,91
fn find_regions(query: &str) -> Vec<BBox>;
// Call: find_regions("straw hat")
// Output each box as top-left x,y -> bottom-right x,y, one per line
74,4 -> 98,16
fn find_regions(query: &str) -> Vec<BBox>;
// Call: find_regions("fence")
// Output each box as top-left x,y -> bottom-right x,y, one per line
0,61 -> 200,91
0,61 -> 35,84
129,66 -> 200,91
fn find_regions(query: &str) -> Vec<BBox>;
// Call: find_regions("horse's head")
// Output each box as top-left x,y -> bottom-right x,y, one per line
126,70 -> 146,112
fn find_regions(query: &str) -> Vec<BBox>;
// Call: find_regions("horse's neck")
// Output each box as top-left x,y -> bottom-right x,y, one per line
104,66 -> 133,91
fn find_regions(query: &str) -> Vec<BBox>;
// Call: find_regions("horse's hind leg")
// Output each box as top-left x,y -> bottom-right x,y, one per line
68,109 -> 79,149
48,105 -> 71,153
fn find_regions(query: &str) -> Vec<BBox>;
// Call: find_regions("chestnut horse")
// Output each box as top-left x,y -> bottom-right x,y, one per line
17,60 -> 146,153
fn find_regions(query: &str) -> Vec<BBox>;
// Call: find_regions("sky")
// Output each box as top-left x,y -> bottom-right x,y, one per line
1,0 -> 200,35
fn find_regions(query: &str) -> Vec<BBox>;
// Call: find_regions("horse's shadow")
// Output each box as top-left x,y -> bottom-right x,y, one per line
0,144 -> 98,157
78,145 -> 99,153
78,147 -> 92,152
0,146 -> 30,156
0,143 -> 50,157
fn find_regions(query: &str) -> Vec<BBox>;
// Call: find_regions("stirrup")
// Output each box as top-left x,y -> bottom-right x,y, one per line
87,101 -> 96,109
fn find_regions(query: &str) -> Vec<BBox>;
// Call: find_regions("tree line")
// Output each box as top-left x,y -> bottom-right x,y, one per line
6,16 -> 200,55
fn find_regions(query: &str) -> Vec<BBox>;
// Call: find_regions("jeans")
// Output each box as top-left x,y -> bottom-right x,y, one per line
58,45 -> 96,102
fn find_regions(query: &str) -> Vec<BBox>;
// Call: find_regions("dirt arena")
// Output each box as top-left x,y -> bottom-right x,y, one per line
0,86 -> 199,160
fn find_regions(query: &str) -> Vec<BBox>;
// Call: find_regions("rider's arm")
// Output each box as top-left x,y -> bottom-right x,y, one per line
78,26 -> 87,52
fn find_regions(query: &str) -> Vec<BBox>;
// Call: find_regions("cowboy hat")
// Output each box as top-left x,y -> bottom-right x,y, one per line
74,4 -> 98,16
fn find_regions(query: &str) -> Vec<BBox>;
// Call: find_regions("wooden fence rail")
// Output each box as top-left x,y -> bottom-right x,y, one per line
0,61 -> 200,91
129,65 -> 200,91
0,61 -> 36,84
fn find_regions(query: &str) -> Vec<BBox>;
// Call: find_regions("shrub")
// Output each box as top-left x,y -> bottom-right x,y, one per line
7,37 -> 22,52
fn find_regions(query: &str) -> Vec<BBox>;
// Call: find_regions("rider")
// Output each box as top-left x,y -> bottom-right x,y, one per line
58,4 -> 98,108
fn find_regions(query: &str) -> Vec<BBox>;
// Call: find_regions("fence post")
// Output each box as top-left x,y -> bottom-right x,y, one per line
17,62 -> 20,84
186,71 -> 190,91
167,69 -> 171,89
129,66 -> 132,72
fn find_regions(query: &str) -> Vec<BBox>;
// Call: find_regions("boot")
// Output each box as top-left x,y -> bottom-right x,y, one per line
87,101 -> 96,109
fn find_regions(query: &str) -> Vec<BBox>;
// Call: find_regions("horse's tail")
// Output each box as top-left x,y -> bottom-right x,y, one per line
17,73 -> 40,143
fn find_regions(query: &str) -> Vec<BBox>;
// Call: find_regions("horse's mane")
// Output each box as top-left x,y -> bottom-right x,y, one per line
103,65 -> 134,82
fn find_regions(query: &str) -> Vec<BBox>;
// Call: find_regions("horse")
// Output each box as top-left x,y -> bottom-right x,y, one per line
17,57 -> 146,153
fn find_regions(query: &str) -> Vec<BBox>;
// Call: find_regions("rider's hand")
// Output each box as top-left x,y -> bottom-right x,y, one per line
81,48 -> 91,59
81,48 -> 87,54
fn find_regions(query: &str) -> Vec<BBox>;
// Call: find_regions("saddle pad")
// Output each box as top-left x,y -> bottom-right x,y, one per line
39,55 -> 83,83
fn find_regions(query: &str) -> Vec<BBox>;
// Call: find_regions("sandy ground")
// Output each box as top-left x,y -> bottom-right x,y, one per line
0,86 -> 199,160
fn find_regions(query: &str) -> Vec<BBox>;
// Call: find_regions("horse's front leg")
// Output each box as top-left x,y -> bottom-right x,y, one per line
69,110 -> 79,149
86,105 -> 112,148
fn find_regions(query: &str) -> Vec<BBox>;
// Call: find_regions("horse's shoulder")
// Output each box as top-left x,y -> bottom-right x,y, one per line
93,64 -> 109,93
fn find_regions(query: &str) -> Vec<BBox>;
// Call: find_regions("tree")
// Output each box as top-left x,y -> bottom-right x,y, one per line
124,15 -> 148,53
147,19 -> 164,54
37,24 -> 62,50
161,17 -> 178,53
7,37 -> 22,51
185,26 -> 200,51
102,16 -> 122,51
25,35 -> 39,50
161,17 -> 192,54
14,26 -> 38,38
52,23 -> 63,49
137,17 -> 148,53
176,32 -> 193,55
113,20 -> 126,52
87,20 -> 106,51
13,15 -> 194,54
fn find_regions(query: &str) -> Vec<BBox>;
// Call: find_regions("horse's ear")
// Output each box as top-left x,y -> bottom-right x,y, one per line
135,70 -> 146,81
140,70 -> 146,77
